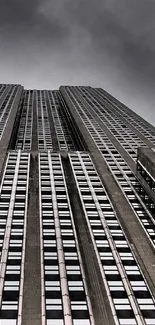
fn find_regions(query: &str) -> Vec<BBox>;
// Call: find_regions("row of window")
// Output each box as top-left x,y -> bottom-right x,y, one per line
137,161 -> 155,191
54,91 -> 77,150
37,91 -> 53,150
39,152 -> 93,325
67,86 -> 144,162
69,152 -> 155,325
15,89 -> 78,151
48,91 -> 76,151
16,91 -> 33,150
100,145 -> 155,249
95,88 -> 155,145
0,149 -> 155,324
0,85 -> 8,108
100,140 -> 155,249
0,86 -> 20,140
0,151 -> 30,324
64,87 -> 155,252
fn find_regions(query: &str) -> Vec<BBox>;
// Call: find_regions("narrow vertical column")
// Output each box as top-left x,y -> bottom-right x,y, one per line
48,151 -> 73,325
9,90 -> 24,150
45,91 -> 59,151
0,151 -> 21,307
18,153 -> 31,325
31,90 -> 38,151
22,153 -> 42,325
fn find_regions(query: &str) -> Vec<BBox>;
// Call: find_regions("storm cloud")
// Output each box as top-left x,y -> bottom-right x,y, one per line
0,0 -> 155,124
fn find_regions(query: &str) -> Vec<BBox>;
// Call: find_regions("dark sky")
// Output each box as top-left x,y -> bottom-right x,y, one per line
0,0 -> 155,125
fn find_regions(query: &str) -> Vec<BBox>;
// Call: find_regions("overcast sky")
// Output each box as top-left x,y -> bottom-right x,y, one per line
0,0 -> 155,125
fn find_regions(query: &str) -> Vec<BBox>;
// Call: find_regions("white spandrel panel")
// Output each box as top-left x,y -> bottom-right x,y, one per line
0,321 -> 17,325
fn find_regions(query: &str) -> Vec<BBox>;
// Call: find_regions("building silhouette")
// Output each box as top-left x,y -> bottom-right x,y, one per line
0,84 -> 155,325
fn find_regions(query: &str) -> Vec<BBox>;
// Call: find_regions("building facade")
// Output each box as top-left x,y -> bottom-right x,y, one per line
0,84 -> 155,325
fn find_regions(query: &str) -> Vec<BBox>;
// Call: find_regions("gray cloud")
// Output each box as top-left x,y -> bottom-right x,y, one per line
29,0 -> 155,85
0,0 -> 155,125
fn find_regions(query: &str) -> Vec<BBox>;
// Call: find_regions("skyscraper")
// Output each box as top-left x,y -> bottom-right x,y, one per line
0,84 -> 155,325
